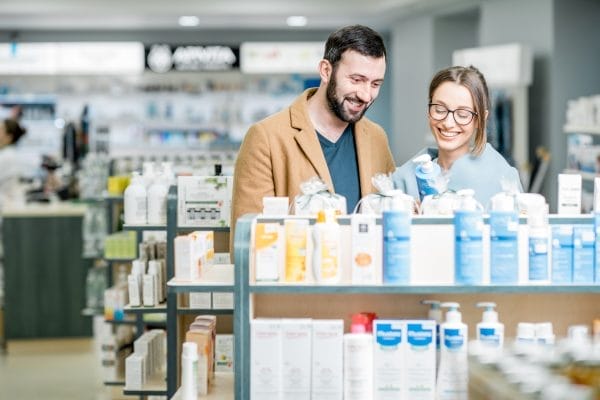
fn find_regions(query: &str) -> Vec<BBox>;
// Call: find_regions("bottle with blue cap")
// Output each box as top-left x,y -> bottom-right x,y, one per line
437,302 -> 468,400
476,302 -> 504,353
413,153 -> 443,201
454,189 -> 484,285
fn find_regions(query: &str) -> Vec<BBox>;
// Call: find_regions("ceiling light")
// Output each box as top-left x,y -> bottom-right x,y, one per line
286,16 -> 307,27
178,16 -> 200,27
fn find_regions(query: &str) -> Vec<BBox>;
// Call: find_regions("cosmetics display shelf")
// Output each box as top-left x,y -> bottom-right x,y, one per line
123,372 -> 167,396
176,308 -> 234,316
166,265 -> 234,294
564,125 -> 600,135
123,302 -> 167,314
232,214 -> 600,400
123,224 -> 167,232
177,226 -> 231,233
170,372 -> 235,400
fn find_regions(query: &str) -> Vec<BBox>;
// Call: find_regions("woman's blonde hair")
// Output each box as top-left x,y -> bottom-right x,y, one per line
428,65 -> 489,156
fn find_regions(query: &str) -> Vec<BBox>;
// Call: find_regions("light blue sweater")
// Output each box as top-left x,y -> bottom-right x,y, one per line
393,143 -> 523,207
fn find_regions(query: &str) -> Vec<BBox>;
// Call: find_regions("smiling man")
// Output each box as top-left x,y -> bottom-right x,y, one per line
231,25 -> 395,236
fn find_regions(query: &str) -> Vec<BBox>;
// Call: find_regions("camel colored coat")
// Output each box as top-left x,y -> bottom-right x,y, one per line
231,88 -> 395,236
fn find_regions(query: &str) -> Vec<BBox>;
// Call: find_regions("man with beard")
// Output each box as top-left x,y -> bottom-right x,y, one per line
231,25 -> 395,238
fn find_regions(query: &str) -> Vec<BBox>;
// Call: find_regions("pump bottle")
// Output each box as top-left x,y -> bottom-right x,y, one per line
454,189 -> 484,285
344,313 -> 373,400
413,153 -> 442,200
124,171 -> 147,225
382,196 -> 412,284
437,302 -> 468,400
489,193 -> 519,284
475,302 -> 504,354
528,203 -> 550,283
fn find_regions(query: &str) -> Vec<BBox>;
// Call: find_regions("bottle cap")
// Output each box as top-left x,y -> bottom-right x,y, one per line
535,322 -> 554,341
182,341 -> 198,357
517,322 -> 536,339
476,302 -> 498,323
350,313 -> 369,333
441,302 -> 462,323
567,325 -> 590,343
456,189 -> 479,211
421,300 -> 442,323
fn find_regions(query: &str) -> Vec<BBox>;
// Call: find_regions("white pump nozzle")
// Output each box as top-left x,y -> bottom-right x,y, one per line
490,193 -> 516,212
476,302 -> 499,323
456,189 -> 480,211
421,300 -> 442,323
441,302 -> 462,323
413,153 -> 434,172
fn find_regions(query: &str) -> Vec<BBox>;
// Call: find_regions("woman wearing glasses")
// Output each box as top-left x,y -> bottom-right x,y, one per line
393,65 -> 522,207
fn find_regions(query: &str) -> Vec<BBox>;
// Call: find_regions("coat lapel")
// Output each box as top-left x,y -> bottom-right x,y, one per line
290,90 -> 334,192
354,120 -> 372,197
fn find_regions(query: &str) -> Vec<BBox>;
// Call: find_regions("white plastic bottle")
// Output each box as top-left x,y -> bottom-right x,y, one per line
475,302 -> 504,354
421,299 -> 442,371
181,341 -> 198,400
147,173 -> 168,225
382,196 -> 412,284
413,153 -> 443,200
312,210 -> 342,284
437,302 -> 468,400
124,171 -> 147,225
528,203 -> 550,283
489,193 -> 519,284
344,314 -> 373,400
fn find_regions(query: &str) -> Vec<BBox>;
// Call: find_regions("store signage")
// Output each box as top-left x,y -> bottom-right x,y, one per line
145,44 -> 239,73
0,42 -> 144,75
240,42 -> 324,74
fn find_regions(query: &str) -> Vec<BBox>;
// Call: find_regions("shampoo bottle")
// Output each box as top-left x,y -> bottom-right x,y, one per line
413,153 -> 442,200
475,302 -> 504,354
124,171 -> 147,225
437,302 -> 468,400
489,193 -> 519,284
454,189 -> 483,285
181,341 -> 198,400
344,314 -> 374,400
382,197 -> 412,284
312,210 -> 342,284
528,203 -> 550,283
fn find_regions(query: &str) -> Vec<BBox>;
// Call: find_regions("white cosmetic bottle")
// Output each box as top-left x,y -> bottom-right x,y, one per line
475,302 -> 504,355
312,210 -> 342,284
124,171 -> 147,225
421,299 -> 442,372
437,302 -> 468,400
147,173 -> 168,225
181,341 -> 198,400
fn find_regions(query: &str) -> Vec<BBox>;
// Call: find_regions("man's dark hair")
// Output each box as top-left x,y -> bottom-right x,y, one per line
4,118 -> 26,144
323,25 -> 386,68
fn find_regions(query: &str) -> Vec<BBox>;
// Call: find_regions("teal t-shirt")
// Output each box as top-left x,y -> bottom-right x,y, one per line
317,124 -> 360,213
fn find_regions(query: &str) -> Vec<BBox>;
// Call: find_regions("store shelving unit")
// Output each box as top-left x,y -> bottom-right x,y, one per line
233,214 -> 600,400
165,185 -> 235,398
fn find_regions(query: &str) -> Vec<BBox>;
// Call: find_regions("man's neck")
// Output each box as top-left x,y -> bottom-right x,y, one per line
307,88 -> 348,143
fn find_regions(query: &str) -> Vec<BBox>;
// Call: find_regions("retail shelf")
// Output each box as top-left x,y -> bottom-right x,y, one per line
167,264 -> 234,293
564,124 -> 600,135
103,194 -> 124,203
82,252 -> 103,259
104,378 -> 126,387
248,284 -> 600,294
170,372 -> 234,400
123,373 -> 167,396
563,169 -> 596,181
177,226 -> 230,233
123,223 -> 167,231
105,317 -> 137,325
177,308 -> 234,315
104,257 -> 135,263
81,307 -> 104,317
124,303 -> 167,314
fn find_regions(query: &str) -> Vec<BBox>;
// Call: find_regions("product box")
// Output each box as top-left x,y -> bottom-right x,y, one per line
551,225 -> 574,283
373,320 -> 404,400
557,173 -> 582,215
281,319 -> 312,400
177,175 -> 233,227
189,293 -> 212,309
251,319 -> 282,400
284,219 -> 309,283
351,214 -> 380,285
573,225 -> 594,283
212,292 -> 234,309
311,319 -> 344,400
254,222 -> 282,282
215,334 -> 234,372
404,320 -> 436,400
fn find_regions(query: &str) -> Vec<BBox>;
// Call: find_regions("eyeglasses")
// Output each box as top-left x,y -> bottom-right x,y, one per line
428,103 -> 477,126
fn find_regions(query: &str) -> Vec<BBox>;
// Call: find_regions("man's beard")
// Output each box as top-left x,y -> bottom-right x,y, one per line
326,73 -> 371,124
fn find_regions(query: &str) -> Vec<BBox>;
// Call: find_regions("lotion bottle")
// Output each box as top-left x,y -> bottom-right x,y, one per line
147,173 -> 168,225
312,210 -> 342,284
475,302 -> 504,354
344,313 -> 373,400
437,302 -> 468,400
454,189 -> 484,285
413,153 -> 442,200
124,171 -> 147,225
181,341 -> 198,400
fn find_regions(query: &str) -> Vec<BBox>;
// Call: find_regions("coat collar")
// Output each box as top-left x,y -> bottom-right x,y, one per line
290,88 -> 372,195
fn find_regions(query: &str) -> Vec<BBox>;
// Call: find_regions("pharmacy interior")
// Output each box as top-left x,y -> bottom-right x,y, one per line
0,0 -> 600,399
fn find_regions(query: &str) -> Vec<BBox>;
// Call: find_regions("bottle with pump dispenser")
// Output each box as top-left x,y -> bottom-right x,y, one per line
422,300 -> 442,372
124,171 -> 147,225
528,203 -> 550,283
489,193 -> 520,284
312,210 -> 342,284
344,313 -> 374,400
437,302 -> 468,400
475,302 -> 504,355
454,189 -> 484,285
413,153 -> 442,200
382,196 -> 412,284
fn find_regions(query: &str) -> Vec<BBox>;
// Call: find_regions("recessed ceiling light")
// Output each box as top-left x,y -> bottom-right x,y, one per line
286,16 -> 307,27
179,16 -> 200,27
